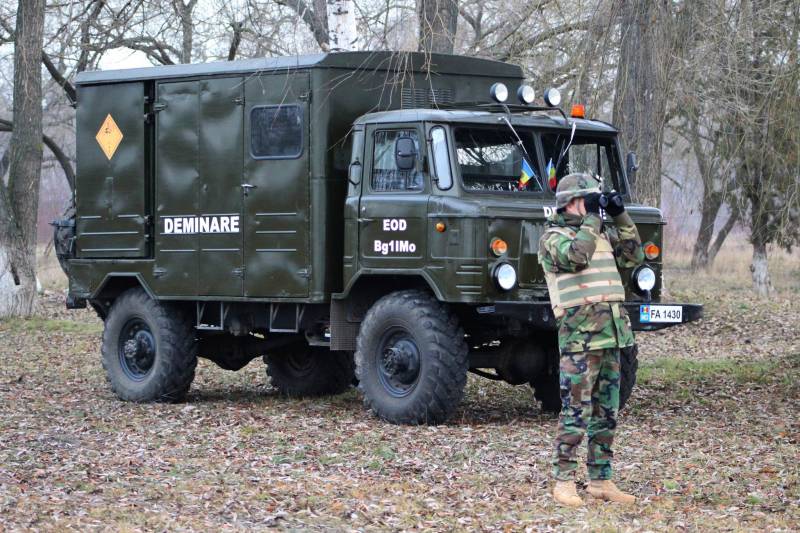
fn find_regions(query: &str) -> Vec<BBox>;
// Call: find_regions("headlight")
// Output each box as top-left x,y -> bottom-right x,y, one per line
494,263 -> 517,291
634,266 -> 656,292
490,83 -> 509,103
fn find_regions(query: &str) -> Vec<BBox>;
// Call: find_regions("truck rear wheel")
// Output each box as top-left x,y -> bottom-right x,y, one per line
530,344 -> 639,413
101,288 -> 197,402
265,347 -> 355,397
355,290 -> 468,425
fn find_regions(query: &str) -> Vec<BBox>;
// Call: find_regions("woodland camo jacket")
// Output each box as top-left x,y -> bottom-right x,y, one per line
539,211 -> 645,354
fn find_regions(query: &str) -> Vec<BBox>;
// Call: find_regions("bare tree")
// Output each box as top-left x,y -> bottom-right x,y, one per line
612,0 -> 684,207
0,0 -> 45,317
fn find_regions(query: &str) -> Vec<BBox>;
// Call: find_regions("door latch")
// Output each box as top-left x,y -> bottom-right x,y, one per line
241,183 -> 257,196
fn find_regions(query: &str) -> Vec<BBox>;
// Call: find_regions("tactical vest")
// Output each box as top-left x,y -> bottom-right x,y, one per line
543,226 -> 625,319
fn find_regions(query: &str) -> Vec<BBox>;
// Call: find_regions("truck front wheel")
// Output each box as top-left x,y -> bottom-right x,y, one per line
265,347 -> 355,397
101,288 -> 197,402
355,290 -> 468,425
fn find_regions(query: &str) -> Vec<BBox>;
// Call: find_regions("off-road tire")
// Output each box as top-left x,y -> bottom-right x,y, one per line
355,290 -> 468,425
265,348 -> 355,397
618,344 -> 639,410
101,288 -> 197,402
531,371 -> 562,413
531,343 -> 639,412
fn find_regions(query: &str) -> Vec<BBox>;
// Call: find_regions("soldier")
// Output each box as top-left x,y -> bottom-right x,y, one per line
538,173 -> 644,507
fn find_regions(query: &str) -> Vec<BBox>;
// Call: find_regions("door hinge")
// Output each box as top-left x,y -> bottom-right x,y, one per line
233,267 -> 245,278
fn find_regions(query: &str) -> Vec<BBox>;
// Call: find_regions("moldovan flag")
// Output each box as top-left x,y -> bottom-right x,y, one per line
518,158 -> 536,189
546,159 -> 557,190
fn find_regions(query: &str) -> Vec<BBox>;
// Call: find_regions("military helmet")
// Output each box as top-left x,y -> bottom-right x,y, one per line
555,173 -> 601,209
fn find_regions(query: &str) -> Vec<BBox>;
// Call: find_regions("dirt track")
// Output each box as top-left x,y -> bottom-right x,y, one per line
1,281 -> 798,531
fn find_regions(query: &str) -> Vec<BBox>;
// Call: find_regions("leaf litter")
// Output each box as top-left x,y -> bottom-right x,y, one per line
0,275 -> 798,531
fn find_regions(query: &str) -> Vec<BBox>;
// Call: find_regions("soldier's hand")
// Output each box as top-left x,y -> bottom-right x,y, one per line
602,192 -> 625,216
583,193 -> 602,214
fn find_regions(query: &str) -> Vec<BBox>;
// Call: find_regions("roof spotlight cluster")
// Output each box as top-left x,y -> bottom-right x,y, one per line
489,83 -> 562,108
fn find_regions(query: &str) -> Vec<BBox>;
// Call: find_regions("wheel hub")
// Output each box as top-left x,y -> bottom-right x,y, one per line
378,332 -> 421,397
118,319 -> 156,380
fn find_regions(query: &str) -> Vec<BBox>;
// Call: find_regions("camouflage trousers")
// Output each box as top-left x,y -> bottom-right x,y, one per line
553,348 -> 620,481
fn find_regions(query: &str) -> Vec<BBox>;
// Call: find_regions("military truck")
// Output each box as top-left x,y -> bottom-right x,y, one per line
55,51 -> 702,424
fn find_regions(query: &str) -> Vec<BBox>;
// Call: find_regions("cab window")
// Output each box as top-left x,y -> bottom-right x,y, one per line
454,127 -> 542,193
541,133 -> 626,193
371,129 -> 424,192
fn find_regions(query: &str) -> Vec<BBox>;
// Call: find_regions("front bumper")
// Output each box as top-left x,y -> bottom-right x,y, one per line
485,301 -> 703,332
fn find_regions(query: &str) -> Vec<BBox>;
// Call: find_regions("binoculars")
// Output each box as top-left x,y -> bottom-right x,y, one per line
598,192 -> 624,210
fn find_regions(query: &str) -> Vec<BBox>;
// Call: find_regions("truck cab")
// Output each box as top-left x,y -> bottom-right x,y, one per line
57,51 -> 701,424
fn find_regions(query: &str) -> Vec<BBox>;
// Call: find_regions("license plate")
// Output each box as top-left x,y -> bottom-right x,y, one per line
639,304 -> 683,323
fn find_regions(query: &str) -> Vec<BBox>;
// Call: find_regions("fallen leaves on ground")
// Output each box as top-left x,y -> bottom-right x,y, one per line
0,274 -> 798,531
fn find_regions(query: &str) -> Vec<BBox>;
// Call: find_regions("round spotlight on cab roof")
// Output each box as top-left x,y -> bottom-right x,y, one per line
517,85 -> 535,105
543,88 -> 561,107
490,83 -> 509,103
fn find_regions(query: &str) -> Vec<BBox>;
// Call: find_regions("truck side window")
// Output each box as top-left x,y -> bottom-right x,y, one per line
430,126 -> 452,190
250,105 -> 303,159
371,129 -> 423,192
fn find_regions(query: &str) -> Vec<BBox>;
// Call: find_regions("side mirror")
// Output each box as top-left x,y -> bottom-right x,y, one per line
626,151 -> 639,175
395,136 -> 417,171
348,160 -> 362,185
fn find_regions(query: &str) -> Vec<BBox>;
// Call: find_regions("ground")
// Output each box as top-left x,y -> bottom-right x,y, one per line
1,250 -> 798,531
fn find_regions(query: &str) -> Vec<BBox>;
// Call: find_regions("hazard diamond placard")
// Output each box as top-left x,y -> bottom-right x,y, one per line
95,114 -> 123,160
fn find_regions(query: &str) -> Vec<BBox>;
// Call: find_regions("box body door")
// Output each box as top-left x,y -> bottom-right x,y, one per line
155,77 -> 244,296
75,82 -> 148,258
242,72 -> 310,298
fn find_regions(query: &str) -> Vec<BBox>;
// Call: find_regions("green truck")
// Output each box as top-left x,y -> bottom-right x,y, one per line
55,51 -> 702,424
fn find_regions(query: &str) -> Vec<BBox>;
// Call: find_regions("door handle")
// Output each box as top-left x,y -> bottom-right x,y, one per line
358,218 -> 375,223
241,183 -> 257,196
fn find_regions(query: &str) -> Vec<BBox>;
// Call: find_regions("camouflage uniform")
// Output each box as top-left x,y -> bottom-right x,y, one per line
538,177 -> 644,481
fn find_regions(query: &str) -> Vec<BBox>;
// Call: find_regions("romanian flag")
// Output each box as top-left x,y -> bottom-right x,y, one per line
518,158 -> 536,190
546,159 -> 557,190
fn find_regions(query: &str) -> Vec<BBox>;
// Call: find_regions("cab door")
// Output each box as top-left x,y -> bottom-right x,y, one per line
242,72 -> 310,297
358,124 -> 429,270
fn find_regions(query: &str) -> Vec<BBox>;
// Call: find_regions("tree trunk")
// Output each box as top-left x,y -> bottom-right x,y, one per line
750,239 -> 772,298
0,0 -> 45,318
327,0 -> 357,51
690,191 -> 722,271
707,205 -> 739,266
613,0 -> 672,207
417,0 -> 458,54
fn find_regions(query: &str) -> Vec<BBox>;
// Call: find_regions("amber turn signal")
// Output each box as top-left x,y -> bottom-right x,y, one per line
570,104 -> 586,119
644,242 -> 660,260
490,237 -> 508,256
435,222 -> 446,233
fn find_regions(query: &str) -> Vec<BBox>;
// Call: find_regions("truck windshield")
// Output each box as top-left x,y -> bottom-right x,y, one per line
454,127 -> 542,193
541,133 -> 626,193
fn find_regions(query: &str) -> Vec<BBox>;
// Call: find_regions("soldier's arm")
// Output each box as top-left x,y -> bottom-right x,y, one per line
539,214 -> 603,273
608,211 -> 645,268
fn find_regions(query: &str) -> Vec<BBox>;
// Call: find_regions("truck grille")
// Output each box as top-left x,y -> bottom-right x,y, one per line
401,88 -> 454,108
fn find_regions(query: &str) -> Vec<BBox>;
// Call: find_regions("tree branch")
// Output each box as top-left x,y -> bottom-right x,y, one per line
0,119 -> 75,192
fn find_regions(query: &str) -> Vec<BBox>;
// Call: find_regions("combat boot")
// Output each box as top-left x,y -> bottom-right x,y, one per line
552,480 -> 584,507
587,480 -> 636,504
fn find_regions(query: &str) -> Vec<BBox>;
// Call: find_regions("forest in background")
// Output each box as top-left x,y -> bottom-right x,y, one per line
0,0 -> 798,316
